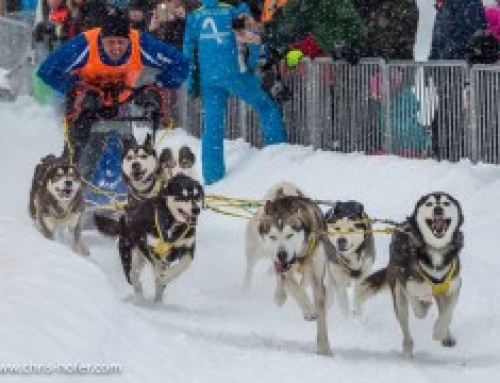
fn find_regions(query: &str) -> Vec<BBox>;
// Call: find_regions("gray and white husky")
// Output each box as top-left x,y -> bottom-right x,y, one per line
246,182 -> 333,356
325,201 -> 376,315
356,192 -> 464,357
29,154 -> 88,255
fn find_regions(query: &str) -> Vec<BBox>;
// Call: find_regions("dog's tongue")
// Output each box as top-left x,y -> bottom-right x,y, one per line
432,216 -> 446,232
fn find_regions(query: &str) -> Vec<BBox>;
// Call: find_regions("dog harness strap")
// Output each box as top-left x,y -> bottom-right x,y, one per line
295,235 -> 317,274
418,258 -> 457,296
152,209 -> 174,259
151,209 -> 192,260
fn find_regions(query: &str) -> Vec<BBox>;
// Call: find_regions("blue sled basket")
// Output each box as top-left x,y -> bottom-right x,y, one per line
84,132 -> 127,207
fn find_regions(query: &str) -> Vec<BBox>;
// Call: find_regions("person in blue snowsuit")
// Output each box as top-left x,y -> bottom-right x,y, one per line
183,0 -> 287,185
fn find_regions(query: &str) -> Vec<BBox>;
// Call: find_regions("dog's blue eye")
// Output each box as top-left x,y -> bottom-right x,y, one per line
140,154 -> 148,159
425,202 -> 433,207
286,233 -> 293,239
270,235 -> 277,241
443,201 -> 450,206
348,228 -> 355,232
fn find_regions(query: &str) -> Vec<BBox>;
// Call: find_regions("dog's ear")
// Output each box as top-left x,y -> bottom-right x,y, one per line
159,147 -> 174,167
179,145 -> 195,166
121,136 -> 136,153
324,207 -> 336,223
258,217 -> 271,235
143,133 -> 153,149
264,200 -> 275,215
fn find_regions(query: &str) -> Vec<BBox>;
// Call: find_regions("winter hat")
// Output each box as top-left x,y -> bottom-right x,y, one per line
101,6 -> 130,38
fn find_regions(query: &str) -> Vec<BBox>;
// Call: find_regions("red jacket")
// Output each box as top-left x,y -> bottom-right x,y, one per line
289,34 -> 325,59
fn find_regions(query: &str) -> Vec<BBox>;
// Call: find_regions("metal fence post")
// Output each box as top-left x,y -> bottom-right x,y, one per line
305,59 -> 321,148
468,67 -> 478,163
381,61 -> 392,154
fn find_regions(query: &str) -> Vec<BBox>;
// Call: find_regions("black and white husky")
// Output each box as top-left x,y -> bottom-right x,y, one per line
118,174 -> 204,303
29,154 -> 88,255
94,134 -> 162,235
357,192 -> 464,356
325,201 -> 376,315
246,182 -> 333,356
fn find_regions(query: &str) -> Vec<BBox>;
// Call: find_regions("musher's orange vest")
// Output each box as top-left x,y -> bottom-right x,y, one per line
261,0 -> 288,23
74,28 -> 144,105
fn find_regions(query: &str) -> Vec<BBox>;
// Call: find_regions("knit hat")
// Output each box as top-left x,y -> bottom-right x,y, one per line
101,6 -> 130,38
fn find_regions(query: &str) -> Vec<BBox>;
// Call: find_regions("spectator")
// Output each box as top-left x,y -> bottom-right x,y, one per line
34,0 -> 72,50
183,0 -> 286,184
429,0 -> 487,161
263,0 -> 366,64
354,0 -> 419,60
149,0 -> 186,49
128,0 -> 148,31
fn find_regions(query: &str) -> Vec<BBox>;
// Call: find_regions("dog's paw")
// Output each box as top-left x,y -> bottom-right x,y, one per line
441,335 -> 456,348
74,243 -> 90,256
402,339 -> 414,358
274,288 -> 287,306
303,310 -> 318,321
433,322 -> 451,342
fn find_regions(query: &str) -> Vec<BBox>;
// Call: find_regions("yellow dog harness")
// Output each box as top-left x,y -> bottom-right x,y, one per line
417,258 -> 457,296
151,209 -> 191,260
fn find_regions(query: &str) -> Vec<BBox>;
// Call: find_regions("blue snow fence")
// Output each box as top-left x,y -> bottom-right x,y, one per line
84,132 -> 127,206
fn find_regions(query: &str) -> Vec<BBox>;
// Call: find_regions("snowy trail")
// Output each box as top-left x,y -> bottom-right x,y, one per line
1,99 -> 500,383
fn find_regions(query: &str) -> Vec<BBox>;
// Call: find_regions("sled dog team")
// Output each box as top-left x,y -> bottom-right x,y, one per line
29,141 -> 465,358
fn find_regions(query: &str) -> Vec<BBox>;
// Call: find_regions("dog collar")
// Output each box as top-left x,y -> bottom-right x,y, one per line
417,258 -> 457,296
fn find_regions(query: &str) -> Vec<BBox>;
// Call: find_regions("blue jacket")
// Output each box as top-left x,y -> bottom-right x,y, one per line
37,31 -> 190,94
183,0 -> 261,85
429,0 -> 487,60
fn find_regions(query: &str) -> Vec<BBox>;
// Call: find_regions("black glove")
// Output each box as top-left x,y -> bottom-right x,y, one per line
81,91 -> 102,112
134,89 -> 162,111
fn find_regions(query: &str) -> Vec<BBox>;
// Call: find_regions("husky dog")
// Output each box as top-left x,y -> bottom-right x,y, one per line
119,174 -> 204,303
250,185 -> 333,355
356,192 -> 464,356
244,182 -> 303,288
325,201 -> 376,315
121,134 -> 162,206
158,145 -> 197,182
94,134 -> 162,235
29,154 -> 88,255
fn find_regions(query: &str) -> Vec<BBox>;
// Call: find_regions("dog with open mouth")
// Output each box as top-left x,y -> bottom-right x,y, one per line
94,133 -> 163,235
248,183 -> 334,355
29,154 -> 88,255
325,201 -> 376,315
118,174 -> 204,303
356,192 -> 464,357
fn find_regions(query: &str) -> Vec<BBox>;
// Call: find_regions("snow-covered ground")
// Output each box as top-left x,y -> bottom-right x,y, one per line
1,98 -> 500,382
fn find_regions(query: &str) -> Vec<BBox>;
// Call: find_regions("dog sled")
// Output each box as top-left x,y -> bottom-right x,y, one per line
67,84 -> 169,228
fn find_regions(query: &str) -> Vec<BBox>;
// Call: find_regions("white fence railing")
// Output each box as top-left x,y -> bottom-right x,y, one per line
179,58 -> 500,165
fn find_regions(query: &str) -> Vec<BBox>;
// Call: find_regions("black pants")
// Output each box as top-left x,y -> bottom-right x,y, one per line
64,92 -> 118,172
